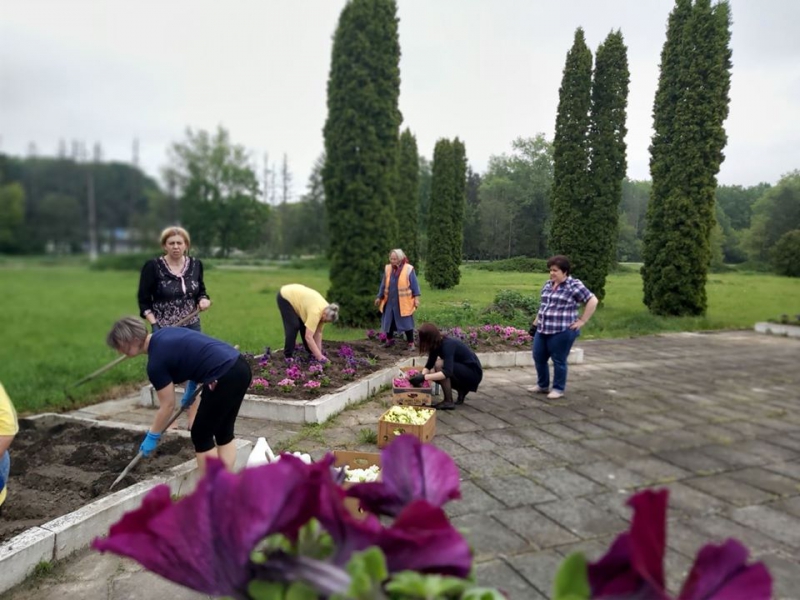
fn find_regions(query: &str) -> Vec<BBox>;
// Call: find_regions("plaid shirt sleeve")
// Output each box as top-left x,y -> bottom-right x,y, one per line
570,278 -> 594,305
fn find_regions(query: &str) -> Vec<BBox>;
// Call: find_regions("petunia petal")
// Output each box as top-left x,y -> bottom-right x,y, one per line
93,458 -> 323,596
588,489 -> 669,599
375,500 -> 472,578
346,435 -> 461,516
628,488 -> 668,591
315,472 -> 383,566
678,539 -> 772,600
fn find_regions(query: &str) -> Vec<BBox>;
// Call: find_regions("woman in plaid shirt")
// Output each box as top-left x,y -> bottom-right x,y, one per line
528,255 -> 598,399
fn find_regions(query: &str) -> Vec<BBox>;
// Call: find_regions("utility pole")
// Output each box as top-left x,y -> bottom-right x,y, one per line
87,171 -> 98,262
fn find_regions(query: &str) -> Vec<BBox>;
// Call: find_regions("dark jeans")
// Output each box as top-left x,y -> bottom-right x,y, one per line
276,292 -> 311,358
533,328 -> 580,392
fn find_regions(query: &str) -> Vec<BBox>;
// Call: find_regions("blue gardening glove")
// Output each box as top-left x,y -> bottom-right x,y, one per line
409,373 -> 425,387
140,431 -> 161,457
181,380 -> 199,408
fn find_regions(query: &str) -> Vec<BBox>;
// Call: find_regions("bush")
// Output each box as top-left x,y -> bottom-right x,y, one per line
282,256 -> 330,270
90,253 -> 215,271
482,289 -> 540,322
89,253 -> 155,271
771,229 -> 800,277
472,256 -> 549,273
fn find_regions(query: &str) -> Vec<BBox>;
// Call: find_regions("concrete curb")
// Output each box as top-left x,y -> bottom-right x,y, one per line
754,322 -> 800,339
0,414 -> 253,594
234,347 -> 584,424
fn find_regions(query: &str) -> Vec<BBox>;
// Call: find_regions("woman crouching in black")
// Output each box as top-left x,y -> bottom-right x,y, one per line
410,323 -> 483,411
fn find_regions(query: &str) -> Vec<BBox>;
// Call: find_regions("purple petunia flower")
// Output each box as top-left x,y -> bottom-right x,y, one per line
346,434 -> 461,517
588,489 -> 772,600
91,458 -> 327,598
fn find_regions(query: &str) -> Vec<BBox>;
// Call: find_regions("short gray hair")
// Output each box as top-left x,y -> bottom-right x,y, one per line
322,303 -> 340,323
107,316 -> 148,350
390,248 -> 407,262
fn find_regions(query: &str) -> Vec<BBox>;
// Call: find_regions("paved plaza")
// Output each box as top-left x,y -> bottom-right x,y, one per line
3,331 -> 800,599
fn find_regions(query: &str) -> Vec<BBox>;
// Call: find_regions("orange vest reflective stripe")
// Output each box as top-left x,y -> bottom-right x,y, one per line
380,263 -> 416,316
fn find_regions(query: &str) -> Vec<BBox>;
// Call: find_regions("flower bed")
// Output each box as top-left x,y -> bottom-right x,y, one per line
244,325 -> 533,400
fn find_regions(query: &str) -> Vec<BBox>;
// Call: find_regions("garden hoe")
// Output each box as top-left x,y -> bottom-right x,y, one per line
64,309 -> 201,402
109,382 -> 204,491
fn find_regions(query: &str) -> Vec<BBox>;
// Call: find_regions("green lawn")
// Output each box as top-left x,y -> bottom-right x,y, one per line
1,261 -> 797,414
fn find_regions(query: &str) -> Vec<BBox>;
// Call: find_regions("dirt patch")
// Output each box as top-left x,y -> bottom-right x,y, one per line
0,418 -> 195,543
244,328 -> 531,400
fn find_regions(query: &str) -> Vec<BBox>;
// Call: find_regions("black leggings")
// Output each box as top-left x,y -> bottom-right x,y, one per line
387,320 -> 414,343
276,292 -> 311,358
191,355 -> 252,453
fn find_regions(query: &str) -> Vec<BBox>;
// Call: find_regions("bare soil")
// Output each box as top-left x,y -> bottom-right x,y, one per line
0,418 -> 195,543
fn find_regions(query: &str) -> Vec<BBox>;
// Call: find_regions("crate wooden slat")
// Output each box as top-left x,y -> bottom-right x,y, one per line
377,407 -> 436,448
333,450 -> 381,519
392,366 -> 434,406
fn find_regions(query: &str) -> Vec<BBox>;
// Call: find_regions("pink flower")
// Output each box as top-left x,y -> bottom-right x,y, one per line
252,378 -> 270,390
303,380 -> 321,389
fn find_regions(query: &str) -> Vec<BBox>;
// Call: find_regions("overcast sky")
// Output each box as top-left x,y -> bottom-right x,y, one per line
1,0 -> 798,197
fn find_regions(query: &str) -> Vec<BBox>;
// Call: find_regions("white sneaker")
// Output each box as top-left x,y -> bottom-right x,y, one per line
527,385 -> 549,394
547,390 -> 564,399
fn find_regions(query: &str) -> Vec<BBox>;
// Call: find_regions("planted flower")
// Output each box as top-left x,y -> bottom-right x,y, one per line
252,378 -> 270,391
303,380 -> 322,389
277,378 -> 295,392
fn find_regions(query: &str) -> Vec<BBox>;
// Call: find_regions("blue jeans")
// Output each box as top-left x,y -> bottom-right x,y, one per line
0,450 -> 9,496
533,328 -> 580,392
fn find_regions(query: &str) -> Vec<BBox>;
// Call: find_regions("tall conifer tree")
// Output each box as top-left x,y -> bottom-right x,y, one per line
425,139 -> 457,289
450,138 -> 467,285
396,128 -> 420,271
586,30 -> 629,301
323,0 -> 401,325
550,28 -> 593,272
642,0 -> 732,315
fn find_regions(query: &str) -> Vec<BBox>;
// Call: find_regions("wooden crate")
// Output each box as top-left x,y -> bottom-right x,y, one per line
392,366 -> 434,406
333,450 -> 381,520
377,406 -> 436,448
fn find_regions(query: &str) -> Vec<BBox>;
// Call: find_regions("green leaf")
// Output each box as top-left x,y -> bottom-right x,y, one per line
552,553 -> 590,600
338,547 -> 390,599
385,571 -> 468,597
286,581 -> 320,600
247,580 -> 286,600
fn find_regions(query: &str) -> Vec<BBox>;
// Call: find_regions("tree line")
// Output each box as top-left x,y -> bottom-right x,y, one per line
2,0 -> 799,327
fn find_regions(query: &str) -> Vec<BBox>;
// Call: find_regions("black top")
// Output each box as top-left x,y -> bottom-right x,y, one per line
425,337 -> 483,391
147,328 -> 239,391
137,256 -> 208,327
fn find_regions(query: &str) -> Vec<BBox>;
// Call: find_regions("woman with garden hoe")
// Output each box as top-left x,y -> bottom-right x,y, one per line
138,226 -> 212,430
106,317 -> 251,472
0,382 -> 18,513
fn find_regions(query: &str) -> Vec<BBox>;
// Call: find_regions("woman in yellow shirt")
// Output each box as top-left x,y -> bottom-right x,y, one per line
0,382 -> 19,511
276,284 -> 340,360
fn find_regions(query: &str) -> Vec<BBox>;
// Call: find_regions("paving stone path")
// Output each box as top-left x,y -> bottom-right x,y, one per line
3,331 -> 799,599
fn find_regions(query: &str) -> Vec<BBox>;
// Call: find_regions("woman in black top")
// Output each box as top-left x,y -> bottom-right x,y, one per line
138,226 -> 211,331
138,226 -> 211,428
413,323 -> 483,411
